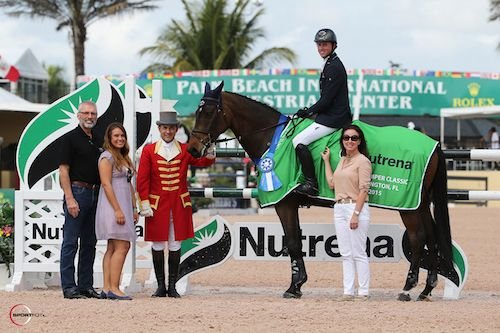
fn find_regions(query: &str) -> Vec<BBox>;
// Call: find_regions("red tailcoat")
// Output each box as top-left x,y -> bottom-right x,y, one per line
137,141 -> 214,241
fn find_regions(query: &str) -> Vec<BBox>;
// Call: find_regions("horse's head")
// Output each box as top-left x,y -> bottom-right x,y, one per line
188,81 -> 228,157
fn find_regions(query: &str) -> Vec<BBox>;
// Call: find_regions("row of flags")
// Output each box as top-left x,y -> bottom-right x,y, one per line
0,54 -> 20,82
76,68 -> 500,84
129,68 -> 499,80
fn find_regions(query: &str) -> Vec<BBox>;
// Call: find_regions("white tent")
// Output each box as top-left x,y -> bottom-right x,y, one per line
440,105 -> 500,145
0,87 -> 48,113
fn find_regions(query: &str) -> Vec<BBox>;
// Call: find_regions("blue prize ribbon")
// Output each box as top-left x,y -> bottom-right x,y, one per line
257,114 -> 289,192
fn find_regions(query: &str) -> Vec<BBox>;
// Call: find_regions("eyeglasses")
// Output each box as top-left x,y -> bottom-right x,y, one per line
79,111 -> 97,117
342,135 -> 360,142
127,168 -> 133,183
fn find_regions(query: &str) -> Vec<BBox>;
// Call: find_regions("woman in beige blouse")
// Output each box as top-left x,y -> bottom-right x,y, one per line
321,124 -> 372,301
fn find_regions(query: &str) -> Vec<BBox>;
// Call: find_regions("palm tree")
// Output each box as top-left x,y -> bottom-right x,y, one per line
45,64 -> 70,103
489,0 -> 500,49
0,0 -> 159,83
139,0 -> 296,71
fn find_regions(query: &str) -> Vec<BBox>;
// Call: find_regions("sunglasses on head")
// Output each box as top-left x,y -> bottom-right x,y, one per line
342,135 -> 360,142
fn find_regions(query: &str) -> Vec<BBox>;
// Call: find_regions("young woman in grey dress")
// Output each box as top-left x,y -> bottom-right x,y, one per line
96,122 -> 138,300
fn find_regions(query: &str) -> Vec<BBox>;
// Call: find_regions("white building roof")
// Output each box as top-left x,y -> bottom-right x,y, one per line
15,49 -> 49,80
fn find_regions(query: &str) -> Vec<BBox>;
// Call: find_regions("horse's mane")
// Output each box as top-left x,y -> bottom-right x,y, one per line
224,91 -> 282,116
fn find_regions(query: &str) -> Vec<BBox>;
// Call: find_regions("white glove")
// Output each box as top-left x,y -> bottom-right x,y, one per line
139,200 -> 154,217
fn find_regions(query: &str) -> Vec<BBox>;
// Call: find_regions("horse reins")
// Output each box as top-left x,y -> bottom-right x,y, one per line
191,95 -> 308,152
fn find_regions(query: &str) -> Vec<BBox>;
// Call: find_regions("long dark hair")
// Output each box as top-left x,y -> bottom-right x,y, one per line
103,122 -> 134,171
339,124 -> 369,158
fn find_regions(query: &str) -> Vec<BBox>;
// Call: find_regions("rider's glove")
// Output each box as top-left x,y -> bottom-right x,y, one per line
296,107 -> 313,118
139,200 -> 154,217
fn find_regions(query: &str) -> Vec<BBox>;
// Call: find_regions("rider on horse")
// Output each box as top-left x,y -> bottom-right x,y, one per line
294,28 -> 352,196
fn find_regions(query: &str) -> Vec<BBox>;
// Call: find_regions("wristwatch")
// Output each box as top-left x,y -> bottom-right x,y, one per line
354,210 -> 360,216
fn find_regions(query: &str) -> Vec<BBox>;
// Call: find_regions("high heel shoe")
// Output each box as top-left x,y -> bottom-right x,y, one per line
107,291 -> 132,300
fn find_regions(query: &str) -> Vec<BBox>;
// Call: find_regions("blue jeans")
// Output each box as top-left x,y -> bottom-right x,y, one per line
60,184 -> 98,291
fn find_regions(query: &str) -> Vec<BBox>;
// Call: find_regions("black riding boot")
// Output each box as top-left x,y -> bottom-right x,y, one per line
167,250 -> 181,298
295,144 -> 319,196
151,249 -> 167,297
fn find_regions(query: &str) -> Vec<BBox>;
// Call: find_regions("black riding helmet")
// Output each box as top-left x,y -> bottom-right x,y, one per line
314,28 -> 337,43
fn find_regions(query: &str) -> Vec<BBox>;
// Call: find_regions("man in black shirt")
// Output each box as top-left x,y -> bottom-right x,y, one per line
59,101 -> 103,299
293,28 -> 352,196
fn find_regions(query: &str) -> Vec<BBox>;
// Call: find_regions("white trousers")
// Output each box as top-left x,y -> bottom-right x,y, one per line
151,215 -> 181,251
292,122 -> 336,147
334,203 -> 370,296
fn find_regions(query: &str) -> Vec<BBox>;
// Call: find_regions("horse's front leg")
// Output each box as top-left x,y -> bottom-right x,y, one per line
276,202 -> 307,299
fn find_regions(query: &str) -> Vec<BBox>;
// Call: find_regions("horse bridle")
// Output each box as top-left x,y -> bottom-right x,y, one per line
191,96 -> 230,153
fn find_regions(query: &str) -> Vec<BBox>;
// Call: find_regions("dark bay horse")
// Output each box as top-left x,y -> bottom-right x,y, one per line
187,81 -> 459,301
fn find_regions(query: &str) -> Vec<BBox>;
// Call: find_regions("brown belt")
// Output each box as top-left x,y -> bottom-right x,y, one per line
336,198 -> 355,204
72,181 -> 99,190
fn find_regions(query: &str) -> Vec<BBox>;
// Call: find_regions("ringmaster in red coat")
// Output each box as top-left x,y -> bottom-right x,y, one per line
137,111 -> 215,298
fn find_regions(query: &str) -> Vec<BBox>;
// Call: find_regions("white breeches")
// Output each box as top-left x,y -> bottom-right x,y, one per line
292,122 -> 337,147
151,215 -> 181,251
334,203 -> 370,296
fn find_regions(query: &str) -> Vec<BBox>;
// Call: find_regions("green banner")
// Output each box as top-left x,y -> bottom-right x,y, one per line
256,120 -> 436,209
79,69 -> 499,117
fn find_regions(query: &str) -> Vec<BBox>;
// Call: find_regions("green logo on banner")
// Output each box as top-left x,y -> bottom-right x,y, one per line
16,78 -> 125,189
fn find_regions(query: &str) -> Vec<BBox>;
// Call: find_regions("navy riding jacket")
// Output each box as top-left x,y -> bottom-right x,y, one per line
307,52 -> 352,128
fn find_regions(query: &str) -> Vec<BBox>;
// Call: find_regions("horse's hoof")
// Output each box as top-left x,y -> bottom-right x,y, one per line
417,294 -> 432,302
283,290 -> 302,299
398,292 -> 411,301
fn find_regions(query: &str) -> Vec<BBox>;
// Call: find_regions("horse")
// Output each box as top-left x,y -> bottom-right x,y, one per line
187,81 -> 459,301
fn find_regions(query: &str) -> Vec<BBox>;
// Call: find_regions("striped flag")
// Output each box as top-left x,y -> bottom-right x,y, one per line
0,55 -> 20,82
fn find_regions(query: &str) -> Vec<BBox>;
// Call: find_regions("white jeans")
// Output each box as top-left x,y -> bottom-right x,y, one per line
151,215 -> 181,251
334,203 -> 370,296
292,122 -> 336,147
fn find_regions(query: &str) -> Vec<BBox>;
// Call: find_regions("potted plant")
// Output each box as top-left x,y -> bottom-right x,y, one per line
0,201 -> 14,278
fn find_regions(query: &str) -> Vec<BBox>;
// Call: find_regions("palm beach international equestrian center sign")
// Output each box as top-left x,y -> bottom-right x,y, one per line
78,68 -> 499,117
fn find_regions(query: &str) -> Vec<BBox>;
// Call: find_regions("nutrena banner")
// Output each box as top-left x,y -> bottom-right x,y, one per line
77,68 -> 500,117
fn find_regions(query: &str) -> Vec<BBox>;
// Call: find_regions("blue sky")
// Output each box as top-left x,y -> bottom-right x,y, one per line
0,0 -> 498,81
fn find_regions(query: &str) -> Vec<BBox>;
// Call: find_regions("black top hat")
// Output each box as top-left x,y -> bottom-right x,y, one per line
156,112 -> 180,126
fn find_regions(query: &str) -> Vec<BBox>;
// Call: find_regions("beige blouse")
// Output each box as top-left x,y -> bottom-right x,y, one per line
333,153 -> 372,201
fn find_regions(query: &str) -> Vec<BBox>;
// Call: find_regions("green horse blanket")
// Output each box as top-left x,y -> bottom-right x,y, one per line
256,119 -> 438,209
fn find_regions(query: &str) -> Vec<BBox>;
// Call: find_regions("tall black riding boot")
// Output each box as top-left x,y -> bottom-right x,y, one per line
167,250 -> 181,298
151,249 -> 167,297
295,144 -> 319,196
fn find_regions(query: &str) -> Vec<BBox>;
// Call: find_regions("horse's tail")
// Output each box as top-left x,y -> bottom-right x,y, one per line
432,145 -> 457,283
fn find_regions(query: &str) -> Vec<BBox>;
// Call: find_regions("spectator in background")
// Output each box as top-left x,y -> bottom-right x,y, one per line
489,127 -> 499,149
488,127 -> 499,169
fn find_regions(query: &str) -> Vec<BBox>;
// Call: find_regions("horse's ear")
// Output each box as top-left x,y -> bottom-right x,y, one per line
214,81 -> 224,95
204,82 -> 211,95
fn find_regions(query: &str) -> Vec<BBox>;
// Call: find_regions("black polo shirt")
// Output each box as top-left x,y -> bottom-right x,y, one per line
59,125 -> 103,185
